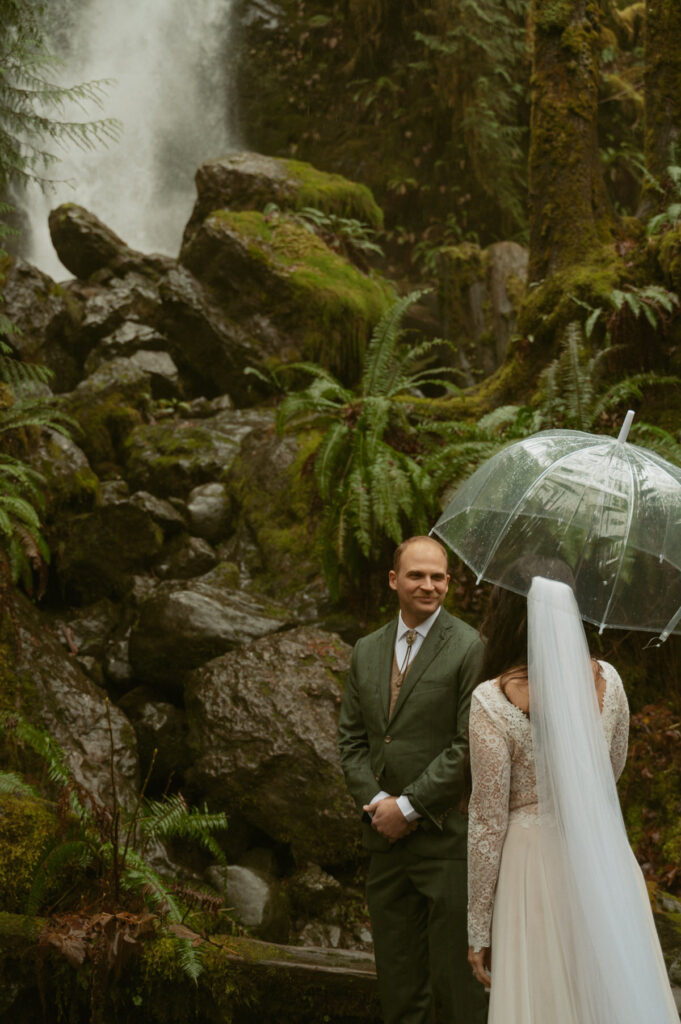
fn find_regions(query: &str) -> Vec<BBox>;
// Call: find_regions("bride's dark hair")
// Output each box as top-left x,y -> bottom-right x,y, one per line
479,556 -> 576,682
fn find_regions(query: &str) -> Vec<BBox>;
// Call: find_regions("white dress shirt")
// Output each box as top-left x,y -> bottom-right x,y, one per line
371,607 -> 442,822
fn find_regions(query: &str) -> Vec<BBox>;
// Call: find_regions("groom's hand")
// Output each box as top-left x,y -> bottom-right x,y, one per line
363,796 -> 418,842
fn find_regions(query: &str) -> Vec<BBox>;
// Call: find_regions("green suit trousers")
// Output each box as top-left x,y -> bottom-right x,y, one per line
367,846 -> 488,1024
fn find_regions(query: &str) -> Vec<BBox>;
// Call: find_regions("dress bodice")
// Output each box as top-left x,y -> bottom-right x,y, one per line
467,661 -> 630,950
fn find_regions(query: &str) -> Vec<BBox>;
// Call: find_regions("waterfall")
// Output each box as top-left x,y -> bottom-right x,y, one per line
24,0 -> 238,279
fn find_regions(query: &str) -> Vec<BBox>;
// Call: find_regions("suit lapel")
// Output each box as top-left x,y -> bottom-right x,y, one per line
388,611 -> 451,724
377,619 -> 397,725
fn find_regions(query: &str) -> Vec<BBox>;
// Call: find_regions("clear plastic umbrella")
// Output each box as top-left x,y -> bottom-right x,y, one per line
431,411 -> 681,642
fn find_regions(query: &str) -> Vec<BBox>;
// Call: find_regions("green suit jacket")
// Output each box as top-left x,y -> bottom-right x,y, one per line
338,608 -> 484,858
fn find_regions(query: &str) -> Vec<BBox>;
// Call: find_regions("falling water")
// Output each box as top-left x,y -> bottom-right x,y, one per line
25,0 -> 238,279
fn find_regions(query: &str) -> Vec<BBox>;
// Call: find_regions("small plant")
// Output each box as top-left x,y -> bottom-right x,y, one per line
537,321 -> 681,447
263,202 -> 383,268
645,161 -> 681,236
0,710 -> 228,985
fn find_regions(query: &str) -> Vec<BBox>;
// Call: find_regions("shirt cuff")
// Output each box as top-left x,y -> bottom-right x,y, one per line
369,790 -> 390,809
396,795 -> 421,822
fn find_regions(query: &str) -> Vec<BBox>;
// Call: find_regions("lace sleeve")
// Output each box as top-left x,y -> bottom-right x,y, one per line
608,668 -> 629,781
467,688 -> 511,952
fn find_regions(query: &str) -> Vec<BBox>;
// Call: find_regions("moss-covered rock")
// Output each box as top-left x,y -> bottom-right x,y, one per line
124,409 -> 270,497
437,240 -> 528,382
183,152 -> 383,245
54,501 -> 165,604
225,424 -> 325,612
181,207 -> 394,382
0,913 -> 381,1023
0,794 -> 60,913
60,358 -> 152,476
26,429 -> 100,519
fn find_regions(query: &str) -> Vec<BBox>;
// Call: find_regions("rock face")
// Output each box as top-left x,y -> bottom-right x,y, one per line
129,564 -> 294,691
0,153 -> 400,968
10,593 -> 139,809
185,626 -> 358,865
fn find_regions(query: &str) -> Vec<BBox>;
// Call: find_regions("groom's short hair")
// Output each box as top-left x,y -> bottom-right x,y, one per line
393,535 -> 449,573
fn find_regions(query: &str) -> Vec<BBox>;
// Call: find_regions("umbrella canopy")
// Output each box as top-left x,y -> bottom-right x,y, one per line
431,413 -> 681,641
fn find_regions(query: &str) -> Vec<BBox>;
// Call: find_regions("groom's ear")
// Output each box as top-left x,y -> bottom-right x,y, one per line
388,570 -> 398,591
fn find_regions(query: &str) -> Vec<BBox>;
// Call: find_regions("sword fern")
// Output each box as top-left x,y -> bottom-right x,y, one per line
277,290 -> 460,594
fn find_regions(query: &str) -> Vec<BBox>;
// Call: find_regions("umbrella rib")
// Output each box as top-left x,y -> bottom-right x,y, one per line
595,443 -> 636,632
473,446 -> 598,584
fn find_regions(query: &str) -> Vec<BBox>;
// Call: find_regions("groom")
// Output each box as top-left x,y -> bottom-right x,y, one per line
338,535 -> 487,1024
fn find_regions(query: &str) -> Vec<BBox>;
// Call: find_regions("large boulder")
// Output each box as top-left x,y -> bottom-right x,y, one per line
180,208 -> 394,382
129,563 -> 294,692
185,626 -> 359,865
182,152 -> 384,246
3,593 -> 139,808
156,264 -> 266,402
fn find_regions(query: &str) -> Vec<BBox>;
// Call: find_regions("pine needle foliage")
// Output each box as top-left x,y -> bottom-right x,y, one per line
277,290 -> 460,594
0,712 -> 227,982
0,0 -> 120,193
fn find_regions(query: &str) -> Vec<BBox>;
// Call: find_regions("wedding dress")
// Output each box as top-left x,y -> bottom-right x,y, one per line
467,578 -> 679,1024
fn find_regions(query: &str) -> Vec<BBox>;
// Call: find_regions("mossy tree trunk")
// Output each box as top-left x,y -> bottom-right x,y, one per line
638,0 -> 681,217
528,0 -> 615,281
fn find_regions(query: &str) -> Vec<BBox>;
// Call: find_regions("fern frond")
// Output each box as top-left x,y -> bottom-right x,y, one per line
140,795 -> 228,863
362,290 -> 425,397
0,769 -> 40,797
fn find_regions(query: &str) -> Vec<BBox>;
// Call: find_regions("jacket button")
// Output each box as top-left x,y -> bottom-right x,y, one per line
384,734 -> 392,743
375,773 -> 381,781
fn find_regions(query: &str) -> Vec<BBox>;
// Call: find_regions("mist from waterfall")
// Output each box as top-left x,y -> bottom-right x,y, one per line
25,0 -> 238,279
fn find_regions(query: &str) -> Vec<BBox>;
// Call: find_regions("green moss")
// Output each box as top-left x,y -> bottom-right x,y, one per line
657,225 -> 681,293
282,158 -> 384,229
124,421 -> 239,497
0,795 -> 60,912
227,427 -> 323,598
214,210 -> 394,381
61,392 -> 144,475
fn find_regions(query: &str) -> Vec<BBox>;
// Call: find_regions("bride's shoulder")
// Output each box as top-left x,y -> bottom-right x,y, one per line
472,678 -> 503,707
595,659 -> 627,699
595,659 -> 622,683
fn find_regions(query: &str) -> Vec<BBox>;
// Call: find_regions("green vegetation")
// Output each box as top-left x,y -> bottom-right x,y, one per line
277,291 -> 458,596
0,344 -> 75,596
0,712 -> 228,983
0,0 -> 119,195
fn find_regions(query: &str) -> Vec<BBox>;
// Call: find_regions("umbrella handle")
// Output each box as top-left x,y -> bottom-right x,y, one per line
617,409 -> 635,443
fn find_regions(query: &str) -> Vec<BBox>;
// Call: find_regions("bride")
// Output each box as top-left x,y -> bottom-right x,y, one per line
466,567 -> 679,1023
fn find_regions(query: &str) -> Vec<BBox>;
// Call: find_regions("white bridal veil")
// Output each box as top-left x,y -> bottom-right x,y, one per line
527,577 -> 678,1024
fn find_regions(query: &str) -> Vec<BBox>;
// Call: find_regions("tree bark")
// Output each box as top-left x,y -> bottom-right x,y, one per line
639,0 -> 681,217
528,0 -> 614,281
